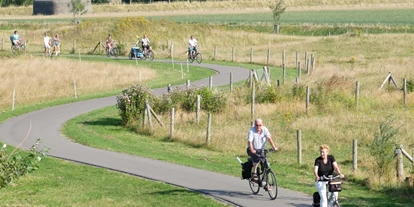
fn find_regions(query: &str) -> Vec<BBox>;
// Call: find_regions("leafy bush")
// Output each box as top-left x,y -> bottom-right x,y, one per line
0,139 -> 48,189
370,116 -> 398,184
256,84 -> 283,104
406,79 -> 413,92
116,84 -> 158,126
292,83 -> 306,99
169,87 -> 227,113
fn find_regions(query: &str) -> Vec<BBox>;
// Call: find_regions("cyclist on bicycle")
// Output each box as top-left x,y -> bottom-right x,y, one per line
314,144 -> 345,207
188,35 -> 199,59
247,118 -> 277,181
10,30 -> 20,46
106,34 -> 113,54
138,34 -> 151,53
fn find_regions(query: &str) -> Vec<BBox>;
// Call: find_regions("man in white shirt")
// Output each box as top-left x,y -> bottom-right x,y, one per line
247,118 -> 278,181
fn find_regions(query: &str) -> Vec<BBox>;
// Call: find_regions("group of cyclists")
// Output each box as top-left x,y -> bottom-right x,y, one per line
105,33 -> 200,58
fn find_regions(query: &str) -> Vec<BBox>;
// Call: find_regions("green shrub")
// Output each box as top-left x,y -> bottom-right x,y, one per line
292,84 -> 306,99
406,79 -> 414,92
370,116 -> 398,184
256,84 -> 283,104
0,139 -> 48,189
116,84 -> 158,126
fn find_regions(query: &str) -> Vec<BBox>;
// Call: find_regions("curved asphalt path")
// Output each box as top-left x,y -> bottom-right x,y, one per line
0,61 -> 311,207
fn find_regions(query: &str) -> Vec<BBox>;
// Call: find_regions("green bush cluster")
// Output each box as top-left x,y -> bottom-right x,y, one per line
116,84 -> 157,126
406,79 -> 413,92
0,139 -> 48,189
255,84 -> 284,104
117,84 -> 227,126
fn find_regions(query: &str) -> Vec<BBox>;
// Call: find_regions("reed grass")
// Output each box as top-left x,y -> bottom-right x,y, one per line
0,56 -> 155,108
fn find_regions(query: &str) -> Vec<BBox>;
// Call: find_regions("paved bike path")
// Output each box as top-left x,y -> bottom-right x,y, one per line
0,62 -> 311,207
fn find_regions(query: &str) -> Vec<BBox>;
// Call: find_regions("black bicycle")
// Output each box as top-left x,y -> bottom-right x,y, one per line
188,46 -> 202,64
248,148 -> 278,200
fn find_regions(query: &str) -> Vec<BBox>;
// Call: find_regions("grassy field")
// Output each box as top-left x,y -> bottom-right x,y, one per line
0,2 -> 413,207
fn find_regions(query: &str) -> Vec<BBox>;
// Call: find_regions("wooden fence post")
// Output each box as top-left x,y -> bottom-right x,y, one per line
282,63 -> 286,84
196,95 -> 200,124
206,113 -> 212,146
298,61 -> 301,81
355,81 -> 360,109
396,144 -> 404,181
297,130 -> 302,165
186,80 -> 190,89
230,72 -> 233,93
267,49 -> 270,66
403,78 -> 407,105
306,86 -> 310,115
170,108 -> 174,138
304,52 -> 308,68
12,89 -> 15,111
146,100 -> 153,129
74,80 -> 78,99
232,47 -> 235,62
213,46 -> 217,60
296,51 -> 299,68
167,84 -> 171,93
282,49 -> 285,66
353,139 -> 358,171
250,48 -> 253,63
251,80 -> 255,123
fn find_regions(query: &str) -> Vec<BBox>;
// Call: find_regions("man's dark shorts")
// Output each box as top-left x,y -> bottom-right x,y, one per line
246,147 -> 264,163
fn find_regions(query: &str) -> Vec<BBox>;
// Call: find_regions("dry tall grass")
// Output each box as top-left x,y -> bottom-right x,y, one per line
0,56 -> 155,109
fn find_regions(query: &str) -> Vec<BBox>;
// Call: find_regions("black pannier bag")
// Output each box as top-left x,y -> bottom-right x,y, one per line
241,160 -> 253,179
312,191 -> 320,207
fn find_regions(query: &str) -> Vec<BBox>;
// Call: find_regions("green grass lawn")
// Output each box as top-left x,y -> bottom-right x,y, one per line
150,9 -> 414,26
0,156 -> 226,207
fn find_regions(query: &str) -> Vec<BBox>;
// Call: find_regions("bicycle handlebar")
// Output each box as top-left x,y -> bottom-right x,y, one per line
321,175 -> 342,181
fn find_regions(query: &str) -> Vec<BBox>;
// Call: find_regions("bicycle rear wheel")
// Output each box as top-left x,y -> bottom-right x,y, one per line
266,170 -> 278,200
195,53 -> 202,64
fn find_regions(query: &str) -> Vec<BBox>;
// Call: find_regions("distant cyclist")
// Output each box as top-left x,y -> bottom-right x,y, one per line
188,35 -> 199,58
106,34 -> 113,54
139,34 -> 151,53
10,30 -> 20,46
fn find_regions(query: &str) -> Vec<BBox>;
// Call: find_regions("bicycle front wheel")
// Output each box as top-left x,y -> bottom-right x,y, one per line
266,170 -> 278,200
147,51 -> 154,61
195,53 -> 202,64
112,48 -> 119,58
333,201 -> 340,207
11,45 -> 17,54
